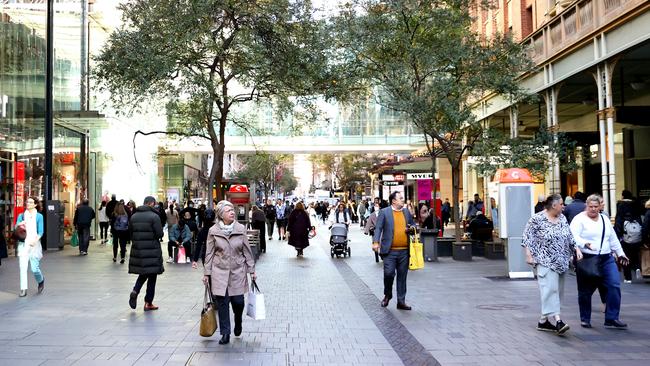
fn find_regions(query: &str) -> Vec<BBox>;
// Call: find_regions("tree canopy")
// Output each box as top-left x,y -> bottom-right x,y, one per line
337,0 -> 532,240
94,0 -> 350,204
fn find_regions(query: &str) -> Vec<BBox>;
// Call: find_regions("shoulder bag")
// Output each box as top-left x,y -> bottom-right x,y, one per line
199,282 -> 217,337
576,214 -> 606,280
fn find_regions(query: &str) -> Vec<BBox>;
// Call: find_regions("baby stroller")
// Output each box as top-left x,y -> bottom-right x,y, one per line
330,223 -> 351,258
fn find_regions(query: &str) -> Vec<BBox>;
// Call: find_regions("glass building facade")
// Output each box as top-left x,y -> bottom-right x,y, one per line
1,1 -> 90,247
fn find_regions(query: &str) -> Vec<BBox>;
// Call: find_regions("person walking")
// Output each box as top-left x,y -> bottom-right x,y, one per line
15,197 -> 45,297
203,200 -> 257,345
358,200 -> 367,228
441,198 -> 451,227
372,191 -> 415,310
365,200 -> 382,263
112,202 -> 130,263
522,194 -> 579,335
168,218 -> 192,263
251,205 -> 266,253
73,199 -> 95,256
563,191 -> 586,224
570,194 -> 630,329
98,201 -> 110,245
287,202 -> 311,256
192,209 -> 215,268
128,196 -> 164,311
263,199 -> 276,240
166,203 -> 179,233
614,190 -> 644,283
331,202 -> 351,227
276,199 -> 287,240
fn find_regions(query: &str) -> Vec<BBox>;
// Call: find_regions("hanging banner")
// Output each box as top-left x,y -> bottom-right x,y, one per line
417,179 -> 432,201
14,161 -> 25,222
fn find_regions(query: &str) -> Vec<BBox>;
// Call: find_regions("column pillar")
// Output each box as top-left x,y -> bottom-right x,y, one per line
604,61 -> 617,218
509,106 -> 519,139
594,65 -> 609,214
544,87 -> 561,194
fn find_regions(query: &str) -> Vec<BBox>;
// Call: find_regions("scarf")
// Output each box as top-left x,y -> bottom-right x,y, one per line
219,220 -> 235,236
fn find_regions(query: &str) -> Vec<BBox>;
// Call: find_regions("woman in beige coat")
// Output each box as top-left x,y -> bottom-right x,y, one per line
202,200 -> 257,345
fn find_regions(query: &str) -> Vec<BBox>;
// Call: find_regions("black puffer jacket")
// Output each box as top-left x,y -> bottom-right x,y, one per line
129,205 -> 164,275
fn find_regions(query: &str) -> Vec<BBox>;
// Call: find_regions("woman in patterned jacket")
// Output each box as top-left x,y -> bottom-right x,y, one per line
523,194 -> 582,336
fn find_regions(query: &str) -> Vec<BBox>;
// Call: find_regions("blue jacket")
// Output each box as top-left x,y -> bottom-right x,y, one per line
563,199 -> 586,224
372,206 -> 415,255
169,223 -> 192,244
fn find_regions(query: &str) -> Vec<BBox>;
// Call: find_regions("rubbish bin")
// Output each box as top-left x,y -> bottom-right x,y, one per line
421,229 -> 438,262
453,242 -> 472,261
246,230 -> 260,261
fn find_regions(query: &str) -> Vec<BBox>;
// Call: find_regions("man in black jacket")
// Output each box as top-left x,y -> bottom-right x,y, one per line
128,196 -> 164,311
73,199 -> 95,255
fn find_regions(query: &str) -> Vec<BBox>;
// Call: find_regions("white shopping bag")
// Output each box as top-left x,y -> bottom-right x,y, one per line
246,280 -> 266,320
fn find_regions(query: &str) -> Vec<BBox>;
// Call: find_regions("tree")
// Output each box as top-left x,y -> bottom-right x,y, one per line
310,153 -> 373,197
94,0 -> 348,206
232,152 -> 279,201
338,0 -> 531,241
278,172 -> 298,195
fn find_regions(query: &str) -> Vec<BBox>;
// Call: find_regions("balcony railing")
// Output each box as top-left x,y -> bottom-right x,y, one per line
524,0 -> 648,64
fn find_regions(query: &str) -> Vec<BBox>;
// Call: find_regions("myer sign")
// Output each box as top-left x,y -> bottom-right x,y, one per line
406,172 -> 438,180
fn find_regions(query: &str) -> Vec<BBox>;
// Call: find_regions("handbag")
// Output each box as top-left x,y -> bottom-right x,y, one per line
177,246 -> 186,263
70,231 -> 79,247
576,214 -> 605,280
199,282 -> 217,337
308,226 -> 316,239
13,224 -> 27,242
409,227 -> 425,270
246,280 -> 266,320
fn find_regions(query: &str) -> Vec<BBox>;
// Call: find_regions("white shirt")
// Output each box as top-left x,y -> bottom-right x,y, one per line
570,212 -> 624,256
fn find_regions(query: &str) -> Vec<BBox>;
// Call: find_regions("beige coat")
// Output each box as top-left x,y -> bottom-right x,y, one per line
204,222 -> 255,297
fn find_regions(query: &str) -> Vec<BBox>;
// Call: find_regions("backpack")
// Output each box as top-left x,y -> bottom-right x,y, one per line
623,220 -> 642,243
114,214 -> 129,231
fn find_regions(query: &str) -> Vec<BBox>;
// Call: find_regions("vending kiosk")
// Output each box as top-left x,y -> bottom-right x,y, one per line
225,184 -> 251,226
493,168 -> 535,279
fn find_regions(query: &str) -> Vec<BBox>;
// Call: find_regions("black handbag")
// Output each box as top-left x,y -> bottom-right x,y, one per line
576,214 -> 606,280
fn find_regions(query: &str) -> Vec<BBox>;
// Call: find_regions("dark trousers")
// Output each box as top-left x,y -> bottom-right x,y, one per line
621,242 -> 641,281
133,274 -> 157,303
577,254 -> 622,322
214,290 -> 245,335
266,219 -> 275,238
383,249 -> 409,303
252,221 -> 266,252
78,226 -> 91,253
113,230 -> 128,259
99,222 -> 109,240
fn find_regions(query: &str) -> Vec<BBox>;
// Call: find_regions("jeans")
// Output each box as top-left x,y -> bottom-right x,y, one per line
78,226 -> 91,253
383,249 -> 409,302
133,274 -> 157,303
577,254 -> 622,322
18,246 -> 43,290
113,230 -> 128,259
213,289 -> 245,335
99,222 -> 109,240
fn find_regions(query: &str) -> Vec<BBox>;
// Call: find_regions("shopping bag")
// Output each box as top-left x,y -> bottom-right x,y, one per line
246,280 -> 266,320
199,282 -> 217,337
409,228 -> 424,270
641,246 -> 650,277
177,246 -> 186,263
70,231 -> 79,247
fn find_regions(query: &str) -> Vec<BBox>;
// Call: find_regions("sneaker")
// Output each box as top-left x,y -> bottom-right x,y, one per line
166,257 -> 174,263
635,269 -> 641,280
186,257 -> 190,263
624,280 -> 632,284
536,320 -> 556,332
129,290 -> 137,309
604,319 -> 628,329
555,320 -> 570,335
580,321 -> 592,328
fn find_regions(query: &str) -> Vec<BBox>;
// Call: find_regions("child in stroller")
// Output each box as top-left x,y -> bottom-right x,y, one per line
329,223 -> 351,258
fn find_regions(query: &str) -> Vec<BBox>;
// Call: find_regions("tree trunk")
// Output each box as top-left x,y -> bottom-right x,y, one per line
451,159 -> 462,243
430,155 -> 438,232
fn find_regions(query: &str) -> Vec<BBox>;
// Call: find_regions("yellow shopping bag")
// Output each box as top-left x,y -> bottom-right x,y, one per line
409,227 -> 424,270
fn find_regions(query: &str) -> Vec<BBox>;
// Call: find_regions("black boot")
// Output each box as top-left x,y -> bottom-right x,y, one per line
219,334 -> 230,344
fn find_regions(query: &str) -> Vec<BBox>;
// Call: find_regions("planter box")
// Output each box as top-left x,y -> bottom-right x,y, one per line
453,242 -> 472,261
485,241 -> 505,260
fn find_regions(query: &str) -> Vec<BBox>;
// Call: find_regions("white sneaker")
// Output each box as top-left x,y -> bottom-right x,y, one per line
624,280 -> 632,284
635,269 -> 641,280
186,258 -> 190,263
166,257 -> 174,263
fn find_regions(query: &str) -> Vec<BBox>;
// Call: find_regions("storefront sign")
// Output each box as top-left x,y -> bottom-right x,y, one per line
407,172 -> 437,180
382,173 -> 405,182
382,181 -> 400,186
